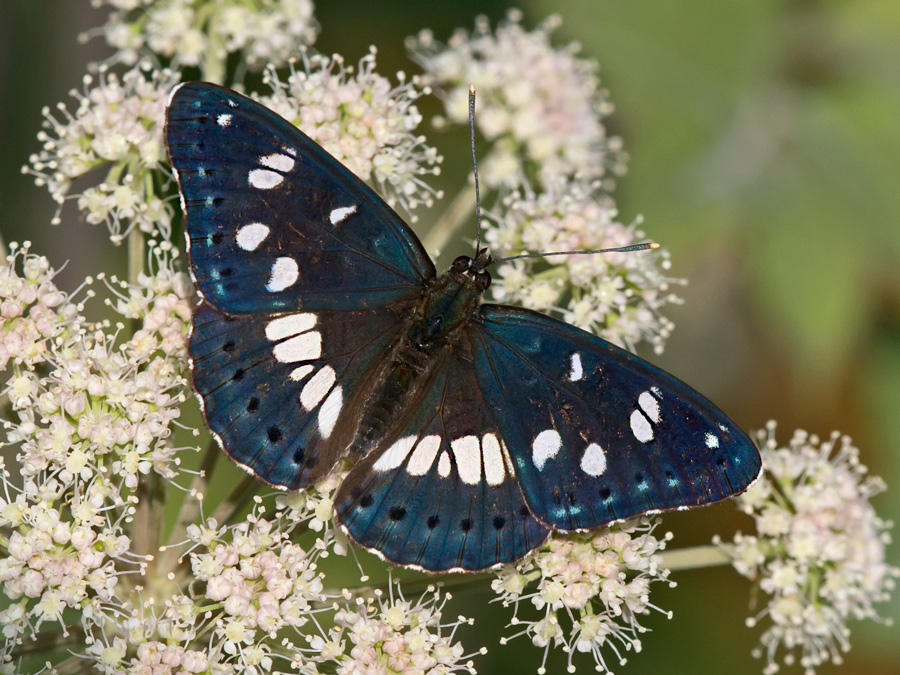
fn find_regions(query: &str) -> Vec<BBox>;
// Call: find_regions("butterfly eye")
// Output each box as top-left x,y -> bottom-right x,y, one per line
476,270 -> 492,290
451,255 -> 471,272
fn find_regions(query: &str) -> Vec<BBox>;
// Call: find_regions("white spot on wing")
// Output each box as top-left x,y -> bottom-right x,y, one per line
638,391 -> 661,423
289,365 -> 314,382
407,435 -> 441,476
266,257 -> 298,292
630,410 -> 654,443
580,443 -> 607,476
318,385 -> 343,439
482,433 -> 505,486
249,168 -> 284,189
532,430 -> 561,471
451,436 -> 481,485
273,331 -> 321,363
705,432 -> 720,448
235,223 -> 270,251
437,451 -> 451,478
259,153 -> 295,172
329,205 -> 358,225
283,146 -> 297,157
265,313 -> 316,341
568,353 -> 584,382
374,435 -> 417,472
217,113 -> 232,127
300,366 -> 335,411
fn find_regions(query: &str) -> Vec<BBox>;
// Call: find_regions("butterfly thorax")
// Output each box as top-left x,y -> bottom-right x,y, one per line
343,253 -> 492,456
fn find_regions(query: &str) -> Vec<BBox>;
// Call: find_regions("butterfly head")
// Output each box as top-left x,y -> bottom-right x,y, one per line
449,248 -> 493,293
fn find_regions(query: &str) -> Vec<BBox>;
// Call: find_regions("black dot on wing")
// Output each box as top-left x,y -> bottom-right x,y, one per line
247,397 -> 259,412
220,267 -> 233,277
635,473 -> 644,484
222,340 -> 236,352
292,447 -> 304,464
519,505 -> 531,518
267,426 -> 282,443
389,506 -> 406,521
716,456 -> 726,467
427,514 -> 440,529
360,494 -> 374,508
492,516 -> 506,530
599,486 -> 611,500
460,518 -> 473,531
232,368 -> 245,381
211,233 -> 224,244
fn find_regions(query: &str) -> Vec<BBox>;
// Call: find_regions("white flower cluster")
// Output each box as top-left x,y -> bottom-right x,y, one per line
493,519 -> 673,674
3,249 -> 191,491
409,9 -> 624,190
296,584 -> 477,675
262,50 -> 442,219
23,65 -> 179,242
0,242 -> 192,668
486,181 -> 681,352
723,423 -> 898,675
93,0 -> 319,72
0,242 -> 72,369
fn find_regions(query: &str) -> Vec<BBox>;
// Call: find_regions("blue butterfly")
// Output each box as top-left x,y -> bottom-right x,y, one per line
165,82 -> 762,573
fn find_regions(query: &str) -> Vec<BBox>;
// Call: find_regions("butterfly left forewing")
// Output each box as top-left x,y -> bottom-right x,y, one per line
334,350 -> 550,572
472,305 -> 762,531
166,82 -> 436,316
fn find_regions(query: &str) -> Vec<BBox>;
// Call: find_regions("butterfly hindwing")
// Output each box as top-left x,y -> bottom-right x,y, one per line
334,350 -> 551,572
471,305 -> 762,531
166,82 -> 435,315
189,300 -> 407,489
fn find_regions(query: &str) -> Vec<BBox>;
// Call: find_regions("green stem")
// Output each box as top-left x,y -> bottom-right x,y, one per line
127,227 -> 144,285
0,230 -> 8,259
661,544 -> 732,571
422,182 -> 475,259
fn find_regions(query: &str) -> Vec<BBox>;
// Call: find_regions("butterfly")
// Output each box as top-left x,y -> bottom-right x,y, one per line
165,81 -> 762,573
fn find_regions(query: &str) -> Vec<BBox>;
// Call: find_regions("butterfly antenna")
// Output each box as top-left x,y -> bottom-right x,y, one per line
469,84 -> 484,257
490,241 -> 660,265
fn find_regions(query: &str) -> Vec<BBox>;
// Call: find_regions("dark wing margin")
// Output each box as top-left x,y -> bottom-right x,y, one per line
471,304 -> 763,532
165,81 -> 436,315
334,350 -> 550,573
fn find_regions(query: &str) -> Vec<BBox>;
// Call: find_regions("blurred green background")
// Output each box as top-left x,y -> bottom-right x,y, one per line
1,1 -> 898,674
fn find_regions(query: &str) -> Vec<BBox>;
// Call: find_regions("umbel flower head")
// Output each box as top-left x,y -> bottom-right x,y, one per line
484,180 -> 681,353
493,517 -> 673,674
720,423 -> 898,675
90,0 -> 319,72
262,48 -> 443,219
23,65 -> 180,242
409,9 -> 625,191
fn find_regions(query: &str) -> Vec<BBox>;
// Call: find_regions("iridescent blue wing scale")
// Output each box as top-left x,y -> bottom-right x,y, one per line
166,81 -> 435,315
334,350 -> 551,572
470,306 -> 762,531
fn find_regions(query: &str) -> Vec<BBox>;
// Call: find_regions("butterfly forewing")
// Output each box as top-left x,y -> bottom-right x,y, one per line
334,350 -> 550,572
166,82 -> 435,315
471,305 -> 763,531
